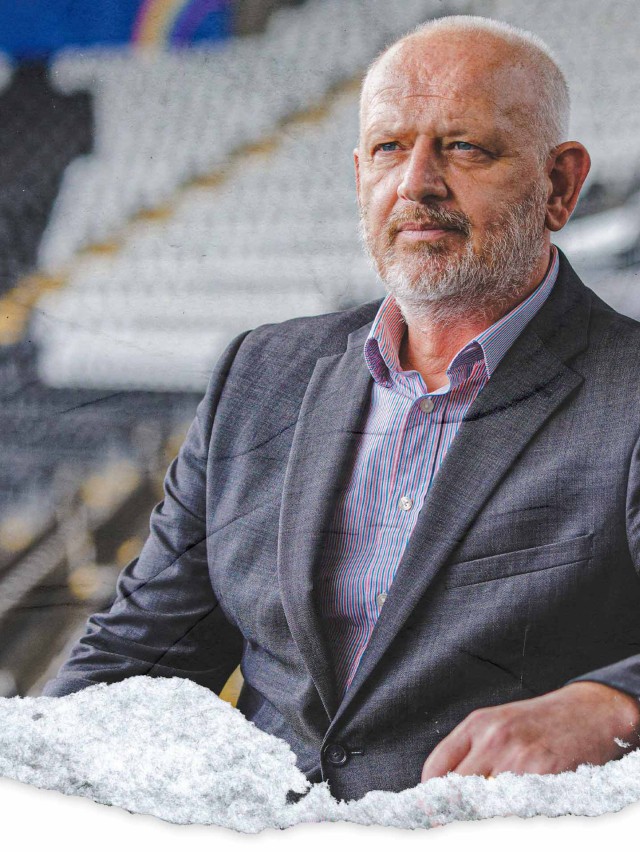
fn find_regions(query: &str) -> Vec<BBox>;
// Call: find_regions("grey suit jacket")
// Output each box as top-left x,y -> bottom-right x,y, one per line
42,249 -> 640,801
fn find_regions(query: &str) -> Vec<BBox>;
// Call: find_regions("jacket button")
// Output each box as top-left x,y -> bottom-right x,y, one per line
324,743 -> 348,766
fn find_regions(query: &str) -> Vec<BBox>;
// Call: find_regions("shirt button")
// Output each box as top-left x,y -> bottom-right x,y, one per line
398,495 -> 413,511
419,397 -> 435,413
377,592 -> 388,608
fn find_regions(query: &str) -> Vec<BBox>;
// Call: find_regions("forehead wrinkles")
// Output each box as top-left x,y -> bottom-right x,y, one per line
368,84 -> 463,113
367,33 -> 534,102
360,60 -> 530,144
361,86 -> 500,141
363,63 -> 465,112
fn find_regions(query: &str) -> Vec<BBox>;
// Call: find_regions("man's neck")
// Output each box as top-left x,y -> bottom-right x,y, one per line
398,247 -> 552,392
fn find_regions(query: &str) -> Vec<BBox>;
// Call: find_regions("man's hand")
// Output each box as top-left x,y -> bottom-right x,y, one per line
421,681 -> 640,781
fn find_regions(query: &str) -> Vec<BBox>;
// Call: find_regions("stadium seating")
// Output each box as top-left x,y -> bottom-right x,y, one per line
38,0 -> 469,271
0,335 -> 199,516
0,62 -> 91,296
31,89 -> 382,389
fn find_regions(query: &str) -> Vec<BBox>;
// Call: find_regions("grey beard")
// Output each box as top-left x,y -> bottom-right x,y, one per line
359,181 -> 549,328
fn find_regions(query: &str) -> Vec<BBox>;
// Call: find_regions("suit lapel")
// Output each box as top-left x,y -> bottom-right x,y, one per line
331,251 -> 592,724
277,323 -> 374,721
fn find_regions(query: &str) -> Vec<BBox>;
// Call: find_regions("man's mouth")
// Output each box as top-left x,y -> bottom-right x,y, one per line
395,222 -> 459,241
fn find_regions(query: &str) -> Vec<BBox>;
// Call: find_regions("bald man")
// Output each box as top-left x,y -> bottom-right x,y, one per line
44,16 -> 640,801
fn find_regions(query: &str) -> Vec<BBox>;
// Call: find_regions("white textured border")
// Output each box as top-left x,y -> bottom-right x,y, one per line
1,677 -> 640,836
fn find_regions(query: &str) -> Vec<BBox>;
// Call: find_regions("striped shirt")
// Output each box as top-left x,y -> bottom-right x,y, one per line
317,246 -> 560,699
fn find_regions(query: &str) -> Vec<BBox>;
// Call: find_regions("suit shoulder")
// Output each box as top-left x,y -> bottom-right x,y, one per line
587,286 -> 640,346
235,299 -> 382,363
205,299 -> 381,427
579,286 -> 640,411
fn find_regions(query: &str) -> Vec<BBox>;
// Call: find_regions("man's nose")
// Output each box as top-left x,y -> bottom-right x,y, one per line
397,140 -> 448,203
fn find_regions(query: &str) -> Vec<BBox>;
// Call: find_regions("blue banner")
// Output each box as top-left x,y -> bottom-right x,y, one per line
0,0 -> 232,58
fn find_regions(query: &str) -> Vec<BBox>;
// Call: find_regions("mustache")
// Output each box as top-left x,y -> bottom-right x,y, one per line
387,206 -> 472,240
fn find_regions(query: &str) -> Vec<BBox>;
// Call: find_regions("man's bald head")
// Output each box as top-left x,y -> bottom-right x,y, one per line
360,15 -> 570,162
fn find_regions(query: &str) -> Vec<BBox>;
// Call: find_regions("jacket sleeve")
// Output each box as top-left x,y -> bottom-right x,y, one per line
40,331 -> 251,697
563,427 -> 640,700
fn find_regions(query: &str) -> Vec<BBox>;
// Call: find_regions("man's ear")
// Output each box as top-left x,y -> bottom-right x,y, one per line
545,141 -> 591,231
354,147 -> 362,209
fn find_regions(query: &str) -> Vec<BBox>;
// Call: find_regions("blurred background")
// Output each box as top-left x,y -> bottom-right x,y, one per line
0,0 -> 637,700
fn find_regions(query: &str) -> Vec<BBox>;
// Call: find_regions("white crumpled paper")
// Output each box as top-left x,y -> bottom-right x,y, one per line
0,676 -> 638,834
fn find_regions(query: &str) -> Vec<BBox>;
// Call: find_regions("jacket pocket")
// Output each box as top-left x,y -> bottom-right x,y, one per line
443,532 -> 594,589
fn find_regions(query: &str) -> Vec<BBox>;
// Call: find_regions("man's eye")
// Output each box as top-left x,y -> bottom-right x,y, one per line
452,141 -> 478,151
374,142 -> 400,153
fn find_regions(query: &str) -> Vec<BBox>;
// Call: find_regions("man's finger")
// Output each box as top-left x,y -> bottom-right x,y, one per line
451,750 -> 495,778
421,726 -> 472,781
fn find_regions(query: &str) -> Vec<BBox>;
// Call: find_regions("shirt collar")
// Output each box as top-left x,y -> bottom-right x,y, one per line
364,244 -> 560,388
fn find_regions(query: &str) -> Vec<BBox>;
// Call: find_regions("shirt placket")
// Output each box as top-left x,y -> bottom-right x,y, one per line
343,379 -> 445,692
378,375 -> 442,588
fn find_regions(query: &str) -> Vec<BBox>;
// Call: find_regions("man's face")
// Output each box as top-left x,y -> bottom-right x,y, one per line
355,35 -> 552,318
